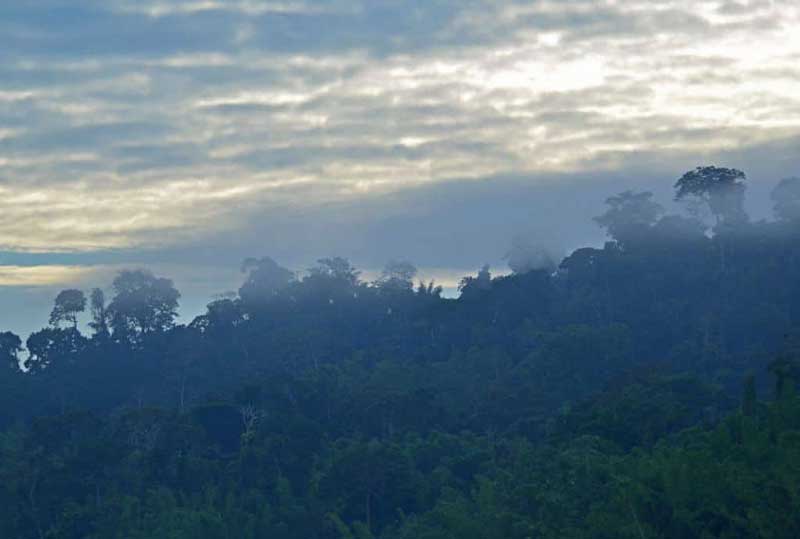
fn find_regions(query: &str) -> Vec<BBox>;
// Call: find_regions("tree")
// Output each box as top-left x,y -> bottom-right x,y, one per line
416,280 -> 443,298
302,257 -> 362,303
192,297 -> 245,334
107,269 -> 180,341
505,236 -> 559,274
308,257 -> 361,287
771,177 -> 800,223
318,439 -> 416,535
88,288 -> 110,338
593,191 -> 663,248
0,332 -> 22,371
48,289 -> 86,329
742,374 -> 757,417
674,166 -> 747,227
375,260 -> 417,292
239,257 -> 294,306
25,328 -> 87,372
651,214 -> 707,242
459,264 -> 492,298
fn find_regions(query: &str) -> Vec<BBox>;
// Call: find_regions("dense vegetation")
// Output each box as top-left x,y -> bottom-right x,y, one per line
1,168 -> 800,538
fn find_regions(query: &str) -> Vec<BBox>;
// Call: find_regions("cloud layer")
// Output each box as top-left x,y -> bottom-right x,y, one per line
2,0 -> 800,333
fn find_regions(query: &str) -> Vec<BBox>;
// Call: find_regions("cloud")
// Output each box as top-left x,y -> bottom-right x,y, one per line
0,265 -> 93,287
1,0 -> 800,333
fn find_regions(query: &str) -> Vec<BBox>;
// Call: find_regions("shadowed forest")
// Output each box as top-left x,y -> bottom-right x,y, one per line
2,167 -> 800,538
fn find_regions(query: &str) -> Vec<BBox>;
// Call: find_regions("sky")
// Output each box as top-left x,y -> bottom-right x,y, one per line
2,0 -> 800,336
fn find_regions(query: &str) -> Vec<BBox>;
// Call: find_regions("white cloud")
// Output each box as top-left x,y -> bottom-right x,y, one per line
0,265 -> 94,287
112,0 -> 350,17
1,0 -> 799,256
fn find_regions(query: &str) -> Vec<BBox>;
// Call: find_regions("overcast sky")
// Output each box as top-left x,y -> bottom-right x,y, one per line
2,0 -> 800,336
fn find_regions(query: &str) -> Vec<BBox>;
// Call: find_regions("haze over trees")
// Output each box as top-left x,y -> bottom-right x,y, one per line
674,165 -> 748,227
107,269 -> 181,343
48,289 -> 86,329
593,190 -> 663,248
772,176 -> 800,223
1,166 -> 800,538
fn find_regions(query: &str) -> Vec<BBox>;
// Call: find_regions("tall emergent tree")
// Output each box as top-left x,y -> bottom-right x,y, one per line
459,264 -> 492,299
674,166 -> 748,227
107,269 -> 180,341
88,288 -> 110,338
594,190 -> 663,248
49,289 -> 87,329
308,257 -> 361,286
375,260 -> 417,292
239,256 -> 294,306
302,257 -> 362,303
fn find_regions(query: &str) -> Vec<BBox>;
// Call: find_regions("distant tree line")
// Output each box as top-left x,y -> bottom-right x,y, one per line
0,167 -> 799,538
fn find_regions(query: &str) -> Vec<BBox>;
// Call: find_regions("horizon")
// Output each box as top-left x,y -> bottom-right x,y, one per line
2,0 -> 800,336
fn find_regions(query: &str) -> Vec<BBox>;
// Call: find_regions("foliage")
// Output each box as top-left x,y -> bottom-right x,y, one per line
1,166 -> 800,537
594,191 -> 663,248
107,269 -> 181,343
674,166 -> 747,227
772,177 -> 800,223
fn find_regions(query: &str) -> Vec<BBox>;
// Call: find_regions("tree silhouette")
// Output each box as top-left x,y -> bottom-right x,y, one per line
25,327 -> 87,372
459,264 -> 492,299
49,289 -> 86,329
308,257 -> 361,286
674,166 -> 747,227
107,270 -> 180,342
375,260 -> 417,292
594,191 -> 663,248
239,257 -> 294,306
0,331 -> 22,371
772,177 -> 800,223
88,288 -> 110,339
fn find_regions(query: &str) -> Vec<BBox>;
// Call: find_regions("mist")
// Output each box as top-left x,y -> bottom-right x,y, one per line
4,1 -> 800,537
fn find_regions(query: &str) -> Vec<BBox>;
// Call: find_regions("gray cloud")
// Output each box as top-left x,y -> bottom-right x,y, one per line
2,0 -> 800,334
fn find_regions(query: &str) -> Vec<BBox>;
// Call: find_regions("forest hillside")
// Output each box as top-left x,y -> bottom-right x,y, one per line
2,168 -> 800,538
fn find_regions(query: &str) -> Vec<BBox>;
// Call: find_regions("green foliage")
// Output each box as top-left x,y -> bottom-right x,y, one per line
1,373 -> 797,538
2,171 -> 800,537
